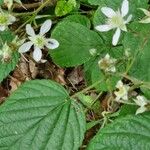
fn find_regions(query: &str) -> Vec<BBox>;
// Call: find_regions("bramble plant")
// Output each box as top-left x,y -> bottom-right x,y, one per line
0,0 -> 150,149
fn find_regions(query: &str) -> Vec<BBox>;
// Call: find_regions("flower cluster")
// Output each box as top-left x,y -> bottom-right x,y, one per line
98,54 -> 116,73
95,0 -> 132,46
114,80 -> 130,101
18,20 -> 59,62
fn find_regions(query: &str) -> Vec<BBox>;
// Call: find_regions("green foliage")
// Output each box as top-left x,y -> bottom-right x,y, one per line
0,31 -> 19,82
87,113 -> 150,150
63,14 -> 91,28
0,80 -> 86,150
123,22 -> 150,82
55,0 -> 77,16
51,21 -> 103,67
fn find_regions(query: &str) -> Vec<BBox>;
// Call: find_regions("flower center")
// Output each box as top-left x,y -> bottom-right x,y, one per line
108,11 -> 125,28
0,14 -> 8,24
34,35 -> 45,48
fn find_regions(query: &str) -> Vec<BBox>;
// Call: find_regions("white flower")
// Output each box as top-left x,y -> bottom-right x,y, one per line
98,53 -> 116,73
95,0 -> 132,46
0,43 -> 12,63
114,80 -> 130,101
0,9 -> 16,31
134,96 -> 149,115
139,8 -> 150,23
19,20 -> 59,62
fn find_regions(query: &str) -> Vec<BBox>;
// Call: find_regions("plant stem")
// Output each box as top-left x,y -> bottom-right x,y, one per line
15,0 -> 52,34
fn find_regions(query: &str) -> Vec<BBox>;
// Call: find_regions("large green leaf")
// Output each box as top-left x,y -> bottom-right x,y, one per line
87,113 -> 150,150
0,31 -> 19,82
50,21 -> 103,67
0,80 -> 86,150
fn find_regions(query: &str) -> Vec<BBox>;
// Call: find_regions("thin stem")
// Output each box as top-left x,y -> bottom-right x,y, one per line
15,0 -> 52,34
71,79 -> 103,98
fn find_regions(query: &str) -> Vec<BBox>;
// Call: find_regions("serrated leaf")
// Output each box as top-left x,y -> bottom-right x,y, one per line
0,80 -> 86,150
50,21 -> 103,67
87,113 -> 150,150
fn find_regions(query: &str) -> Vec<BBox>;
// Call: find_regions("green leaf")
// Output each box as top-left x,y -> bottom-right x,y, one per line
55,0 -> 77,17
87,113 -> 150,150
63,14 -> 91,28
0,0 -> 3,5
0,31 -> 19,82
0,52 -> 19,82
51,21 -> 103,67
0,80 -> 86,150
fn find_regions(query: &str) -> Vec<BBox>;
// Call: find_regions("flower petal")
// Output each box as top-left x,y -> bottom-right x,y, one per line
0,26 -> 6,31
18,41 -> 33,53
45,39 -> 59,49
139,17 -> 150,24
139,8 -> 150,16
112,28 -> 121,46
26,24 -> 35,37
121,0 -> 129,17
33,46 -> 42,62
101,7 -> 116,18
136,106 -> 147,115
124,14 -> 132,24
40,20 -> 52,35
134,96 -> 148,107
95,24 -> 113,32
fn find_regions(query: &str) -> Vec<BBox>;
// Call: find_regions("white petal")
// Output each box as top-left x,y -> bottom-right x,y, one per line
139,8 -> 150,16
116,80 -> 123,88
9,15 -> 16,23
95,24 -> 113,32
125,14 -> 132,24
136,106 -> 147,115
139,17 -> 150,24
135,96 -> 148,107
40,20 -> 52,35
45,39 -> 59,49
112,28 -> 121,46
18,41 -> 33,53
121,0 -> 129,17
26,24 -> 35,37
0,26 -> 6,31
101,7 -> 116,18
33,46 -> 42,62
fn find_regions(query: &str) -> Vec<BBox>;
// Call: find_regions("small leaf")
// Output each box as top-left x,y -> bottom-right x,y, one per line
55,0 -> 77,17
0,80 -> 86,150
87,113 -> 150,150
51,21 -> 103,67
